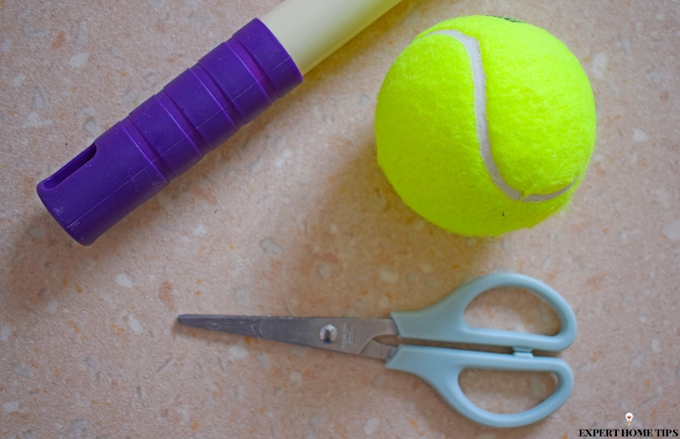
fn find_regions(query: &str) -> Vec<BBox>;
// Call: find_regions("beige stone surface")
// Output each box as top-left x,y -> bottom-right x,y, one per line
1,0 -> 679,437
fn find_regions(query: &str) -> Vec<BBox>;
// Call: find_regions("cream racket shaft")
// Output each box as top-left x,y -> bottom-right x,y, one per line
264,0 -> 403,75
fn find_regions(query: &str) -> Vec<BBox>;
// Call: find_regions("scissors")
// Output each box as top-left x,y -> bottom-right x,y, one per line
177,272 -> 577,428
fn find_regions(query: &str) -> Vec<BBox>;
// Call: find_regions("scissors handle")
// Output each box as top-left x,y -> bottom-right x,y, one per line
385,345 -> 573,428
390,272 -> 577,351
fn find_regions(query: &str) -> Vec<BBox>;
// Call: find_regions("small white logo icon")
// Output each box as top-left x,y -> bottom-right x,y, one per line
625,412 -> 633,426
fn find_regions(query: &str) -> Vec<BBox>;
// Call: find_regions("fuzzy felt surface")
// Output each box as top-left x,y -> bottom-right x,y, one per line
375,15 -> 597,236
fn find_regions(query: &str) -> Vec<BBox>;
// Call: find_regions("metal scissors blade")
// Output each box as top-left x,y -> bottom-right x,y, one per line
177,315 -> 398,359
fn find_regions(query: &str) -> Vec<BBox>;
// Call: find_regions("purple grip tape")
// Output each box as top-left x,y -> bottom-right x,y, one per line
37,19 -> 302,245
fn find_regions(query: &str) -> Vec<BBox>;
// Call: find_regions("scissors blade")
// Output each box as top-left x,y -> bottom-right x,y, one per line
177,315 -> 397,358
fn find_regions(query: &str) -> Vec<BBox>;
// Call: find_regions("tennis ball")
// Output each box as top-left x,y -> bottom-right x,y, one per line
375,15 -> 596,236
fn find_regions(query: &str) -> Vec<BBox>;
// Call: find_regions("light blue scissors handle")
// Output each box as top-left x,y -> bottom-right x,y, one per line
386,272 -> 577,428
385,346 -> 573,428
390,272 -> 577,351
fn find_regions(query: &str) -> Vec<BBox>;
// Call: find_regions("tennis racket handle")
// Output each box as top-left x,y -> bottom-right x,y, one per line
36,19 -> 302,245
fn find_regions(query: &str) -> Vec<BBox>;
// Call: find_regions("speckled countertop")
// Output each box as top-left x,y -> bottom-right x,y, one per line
1,1 -> 679,438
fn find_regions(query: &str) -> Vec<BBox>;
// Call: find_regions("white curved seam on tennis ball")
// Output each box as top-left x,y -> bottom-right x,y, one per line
427,30 -> 576,203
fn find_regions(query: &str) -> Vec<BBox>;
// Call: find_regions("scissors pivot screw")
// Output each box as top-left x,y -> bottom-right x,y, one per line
319,324 -> 338,343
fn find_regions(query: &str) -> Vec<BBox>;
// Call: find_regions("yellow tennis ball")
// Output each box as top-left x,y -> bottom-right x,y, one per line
376,15 -> 596,236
